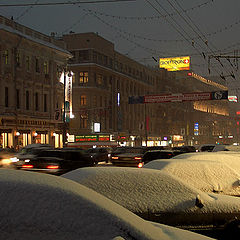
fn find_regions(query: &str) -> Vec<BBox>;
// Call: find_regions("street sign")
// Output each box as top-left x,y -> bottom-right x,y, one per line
129,91 -> 228,104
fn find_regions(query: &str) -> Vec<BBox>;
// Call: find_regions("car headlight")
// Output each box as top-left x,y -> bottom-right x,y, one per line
1,159 -> 12,165
10,157 -> 19,162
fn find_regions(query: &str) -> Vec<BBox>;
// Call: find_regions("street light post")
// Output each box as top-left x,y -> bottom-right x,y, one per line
62,69 -> 67,147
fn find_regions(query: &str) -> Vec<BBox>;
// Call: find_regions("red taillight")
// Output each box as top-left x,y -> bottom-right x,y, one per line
22,164 -> 33,168
47,165 -> 59,169
112,156 -> 119,160
138,162 -> 143,168
134,157 -> 142,160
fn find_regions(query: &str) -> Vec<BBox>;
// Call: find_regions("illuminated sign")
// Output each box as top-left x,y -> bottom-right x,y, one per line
94,123 -> 101,133
228,96 -> 238,102
75,135 -> 110,142
76,135 -> 98,142
159,56 -> 190,71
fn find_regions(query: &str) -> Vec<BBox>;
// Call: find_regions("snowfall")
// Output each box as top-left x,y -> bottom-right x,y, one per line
0,168 -> 214,240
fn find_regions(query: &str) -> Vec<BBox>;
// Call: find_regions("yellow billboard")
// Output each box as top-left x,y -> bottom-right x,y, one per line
159,56 -> 190,71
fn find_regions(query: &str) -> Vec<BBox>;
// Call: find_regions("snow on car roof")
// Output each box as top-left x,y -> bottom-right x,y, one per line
171,151 -> 240,173
0,169 -> 212,240
62,167 -> 240,216
143,159 -> 240,196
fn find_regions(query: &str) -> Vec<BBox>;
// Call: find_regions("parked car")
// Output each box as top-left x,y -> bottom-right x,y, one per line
63,167 -> 240,239
142,150 -> 176,164
143,158 -> 240,196
19,149 -> 94,175
111,147 -> 147,167
87,147 -> 112,163
172,145 -> 197,153
1,169 -> 213,240
196,144 -> 217,152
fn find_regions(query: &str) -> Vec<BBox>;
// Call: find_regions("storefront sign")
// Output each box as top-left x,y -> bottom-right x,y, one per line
75,135 -> 110,142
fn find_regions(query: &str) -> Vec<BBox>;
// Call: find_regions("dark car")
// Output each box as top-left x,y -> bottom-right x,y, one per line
172,145 -> 196,153
142,150 -> 176,164
111,147 -> 147,167
19,149 -> 94,175
87,147 -> 112,163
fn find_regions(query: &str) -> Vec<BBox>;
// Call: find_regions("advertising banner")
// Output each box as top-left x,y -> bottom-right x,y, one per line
159,56 -> 190,71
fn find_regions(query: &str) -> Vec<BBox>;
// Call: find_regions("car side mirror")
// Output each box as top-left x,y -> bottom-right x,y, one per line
195,194 -> 204,208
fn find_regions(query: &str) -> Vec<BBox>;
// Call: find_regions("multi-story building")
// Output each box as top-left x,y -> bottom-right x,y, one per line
0,15 -> 72,149
63,32 -> 235,147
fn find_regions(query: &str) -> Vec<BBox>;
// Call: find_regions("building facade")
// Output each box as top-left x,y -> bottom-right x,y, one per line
0,15 -> 71,149
63,32 -> 236,147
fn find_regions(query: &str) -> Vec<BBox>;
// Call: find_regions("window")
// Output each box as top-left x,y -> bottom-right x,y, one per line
93,95 -> 97,107
5,87 -> 8,107
43,61 -> 49,74
4,50 -> 9,64
96,74 -> 103,85
26,56 -> 30,71
16,51 -> 20,67
35,92 -> 39,111
26,91 -> 29,110
16,89 -> 20,109
80,116 -> 88,129
79,72 -> 88,83
44,94 -> 47,112
80,95 -> 87,106
79,50 -> 89,61
35,58 -> 40,73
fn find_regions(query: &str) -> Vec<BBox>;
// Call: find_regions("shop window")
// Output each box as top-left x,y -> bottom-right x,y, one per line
79,71 -> 88,83
80,95 -> 87,106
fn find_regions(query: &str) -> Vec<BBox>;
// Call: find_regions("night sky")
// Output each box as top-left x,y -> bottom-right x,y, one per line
0,0 -> 240,83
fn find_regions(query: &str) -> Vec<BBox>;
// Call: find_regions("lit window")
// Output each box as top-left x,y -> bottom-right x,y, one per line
4,50 -> 9,64
96,74 -> 103,85
26,56 -> 30,71
44,61 -> 49,74
79,72 -> 88,83
80,95 -> 87,105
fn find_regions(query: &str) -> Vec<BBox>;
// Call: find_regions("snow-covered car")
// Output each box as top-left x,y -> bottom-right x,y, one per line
0,169 -> 213,240
62,167 -> 240,239
143,159 -> 240,196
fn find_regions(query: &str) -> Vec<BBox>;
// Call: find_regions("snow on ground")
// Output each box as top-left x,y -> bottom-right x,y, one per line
0,169 -> 213,240
143,159 -> 240,196
62,167 -> 240,227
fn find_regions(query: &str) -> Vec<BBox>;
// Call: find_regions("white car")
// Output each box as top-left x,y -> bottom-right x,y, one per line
0,169 -> 213,240
62,167 -> 240,239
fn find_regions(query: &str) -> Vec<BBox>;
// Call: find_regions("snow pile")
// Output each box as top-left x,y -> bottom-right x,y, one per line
0,169 -> 213,240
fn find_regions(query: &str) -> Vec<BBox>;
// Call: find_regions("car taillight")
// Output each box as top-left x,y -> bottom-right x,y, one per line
22,164 -> 33,168
47,165 -> 59,169
112,156 -> 119,160
134,157 -> 142,160
138,162 -> 143,168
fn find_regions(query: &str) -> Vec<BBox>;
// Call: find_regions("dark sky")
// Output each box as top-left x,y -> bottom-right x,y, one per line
1,0 -> 240,86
